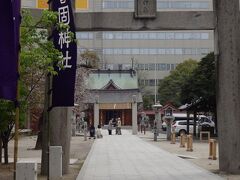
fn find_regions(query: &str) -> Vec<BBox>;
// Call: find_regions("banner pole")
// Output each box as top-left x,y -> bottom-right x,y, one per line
47,2 -> 53,180
13,55 -> 20,180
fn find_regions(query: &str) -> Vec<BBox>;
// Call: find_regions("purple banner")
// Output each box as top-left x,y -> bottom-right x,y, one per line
0,0 -> 20,101
52,0 -> 77,107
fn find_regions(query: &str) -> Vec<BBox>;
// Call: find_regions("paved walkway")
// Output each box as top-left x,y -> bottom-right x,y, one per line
77,130 -> 224,180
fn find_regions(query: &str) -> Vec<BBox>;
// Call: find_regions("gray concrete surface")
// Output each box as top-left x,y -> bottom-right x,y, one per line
77,130 -> 224,180
216,0 -> 240,173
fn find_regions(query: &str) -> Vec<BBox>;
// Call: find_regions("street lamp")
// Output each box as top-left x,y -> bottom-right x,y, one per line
152,101 -> 162,141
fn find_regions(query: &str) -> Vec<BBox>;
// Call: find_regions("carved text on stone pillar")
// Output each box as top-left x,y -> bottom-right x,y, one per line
135,0 -> 157,18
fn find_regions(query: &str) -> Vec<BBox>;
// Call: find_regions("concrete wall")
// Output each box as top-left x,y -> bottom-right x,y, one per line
75,11 -> 214,31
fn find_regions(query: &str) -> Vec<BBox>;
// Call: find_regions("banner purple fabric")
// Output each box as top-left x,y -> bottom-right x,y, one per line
52,0 -> 77,107
0,0 -> 20,101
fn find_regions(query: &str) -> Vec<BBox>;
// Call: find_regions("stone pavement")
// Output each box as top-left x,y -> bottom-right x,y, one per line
77,130 -> 225,180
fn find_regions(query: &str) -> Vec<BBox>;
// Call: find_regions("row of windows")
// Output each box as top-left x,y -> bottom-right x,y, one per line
102,1 -> 210,10
76,32 -> 210,40
137,63 -> 176,71
21,0 -> 211,10
102,63 -> 177,71
98,48 -> 210,55
78,48 -> 210,55
103,32 -> 209,40
103,1 -> 134,9
139,79 -> 162,86
157,1 -> 209,9
105,63 -> 133,70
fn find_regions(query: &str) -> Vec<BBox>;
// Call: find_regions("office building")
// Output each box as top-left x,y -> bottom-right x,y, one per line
22,0 -> 214,96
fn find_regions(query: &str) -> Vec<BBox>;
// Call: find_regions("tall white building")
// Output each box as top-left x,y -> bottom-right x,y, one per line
75,0 -> 214,96
22,0 -> 214,96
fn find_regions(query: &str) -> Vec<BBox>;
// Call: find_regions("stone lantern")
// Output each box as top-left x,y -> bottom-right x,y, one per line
163,113 -> 175,141
152,101 -> 162,141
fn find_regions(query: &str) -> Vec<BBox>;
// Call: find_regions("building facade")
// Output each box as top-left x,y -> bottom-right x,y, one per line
85,69 -> 142,134
22,0 -> 214,96
74,0 -> 214,96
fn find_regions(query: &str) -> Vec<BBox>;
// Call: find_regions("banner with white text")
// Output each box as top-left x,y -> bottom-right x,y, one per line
52,0 -> 77,107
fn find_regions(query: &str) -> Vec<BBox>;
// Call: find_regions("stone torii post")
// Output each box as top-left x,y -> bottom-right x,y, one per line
26,0 -> 240,174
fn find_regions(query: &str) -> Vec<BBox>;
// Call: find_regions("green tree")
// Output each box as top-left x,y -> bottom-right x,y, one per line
158,59 -> 198,106
0,10 -> 63,164
0,100 -> 15,164
180,52 -> 216,112
20,10 -> 62,106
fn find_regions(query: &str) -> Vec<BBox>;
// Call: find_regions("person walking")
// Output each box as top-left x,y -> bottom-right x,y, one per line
96,125 -> 103,138
108,118 -> 113,135
117,118 -> 122,135
140,114 -> 146,135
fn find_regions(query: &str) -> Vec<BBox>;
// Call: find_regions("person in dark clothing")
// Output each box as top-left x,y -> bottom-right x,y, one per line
108,118 -> 113,135
89,124 -> 96,139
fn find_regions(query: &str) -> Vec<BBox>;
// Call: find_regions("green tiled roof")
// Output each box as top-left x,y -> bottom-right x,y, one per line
87,70 -> 139,90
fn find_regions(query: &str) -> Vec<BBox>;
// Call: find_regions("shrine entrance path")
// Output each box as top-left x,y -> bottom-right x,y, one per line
77,130 -> 224,180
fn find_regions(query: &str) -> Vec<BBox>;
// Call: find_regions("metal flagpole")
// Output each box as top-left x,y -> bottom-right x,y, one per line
154,56 -> 157,104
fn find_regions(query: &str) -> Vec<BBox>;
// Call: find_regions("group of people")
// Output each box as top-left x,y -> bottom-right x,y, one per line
108,118 -> 122,135
89,124 -> 103,139
138,113 -> 149,135
87,117 -> 123,139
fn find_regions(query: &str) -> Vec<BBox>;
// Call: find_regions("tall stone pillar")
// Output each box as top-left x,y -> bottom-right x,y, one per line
216,0 -> 240,173
94,103 -> 99,128
132,103 -> 138,135
49,107 -> 72,174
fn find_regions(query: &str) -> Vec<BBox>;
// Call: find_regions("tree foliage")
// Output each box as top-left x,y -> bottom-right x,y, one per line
79,50 -> 99,69
20,10 -> 63,107
158,59 -> 198,106
0,10 -> 64,164
180,52 -> 216,112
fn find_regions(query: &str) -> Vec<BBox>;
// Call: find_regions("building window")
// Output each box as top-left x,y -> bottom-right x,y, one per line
137,64 -> 145,70
145,80 -> 149,86
171,64 -> 175,70
76,32 -> 93,39
166,64 -> 171,71
149,49 -> 157,55
157,1 -> 209,10
175,48 -> 183,55
166,33 -> 175,39
149,79 -> 156,86
122,48 -> 131,54
158,64 -> 167,71
201,33 -> 209,39
166,49 -> 174,55
103,1 -> 134,9
158,49 -> 166,54
148,64 -> 155,70
144,64 -> 149,71
115,32 -> 123,39
132,48 -> 140,54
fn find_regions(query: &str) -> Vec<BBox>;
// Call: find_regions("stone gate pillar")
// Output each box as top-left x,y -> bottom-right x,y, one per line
132,102 -> 138,135
94,103 -> 99,128
216,0 -> 240,173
